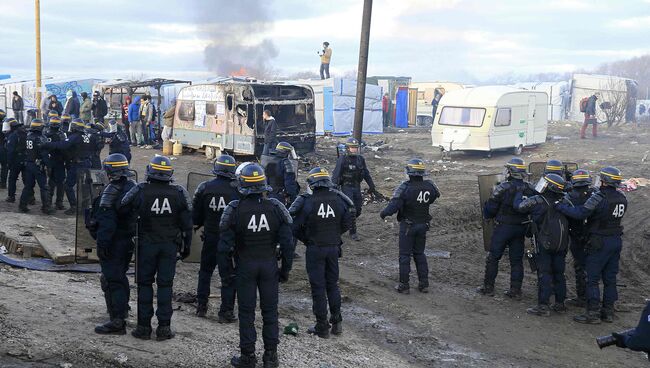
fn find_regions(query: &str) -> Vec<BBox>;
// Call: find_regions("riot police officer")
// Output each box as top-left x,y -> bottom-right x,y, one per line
555,167 -> 627,324
477,157 -> 536,298
219,163 -> 294,368
107,119 -> 131,162
44,116 -> 67,210
289,167 -> 355,338
60,114 -> 71,134
380,159 -> 440,294
19,119 -> 53,214
0,109 -> 7,189
120,155 -> 193,340
331,137 -> 377,241
86,122 -> 106,169
265,141 -> 299,206
193,154 -> 240,322
514,173 -> 569,316
94,153 -> 137,335
42,118 -> 95,215
611,300 -> 650,353
5,117 -> 27,203
544,159 -> 565,177
564,169 -> 594,307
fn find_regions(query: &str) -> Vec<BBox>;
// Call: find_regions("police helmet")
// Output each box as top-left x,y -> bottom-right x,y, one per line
406,158 -> 426,177
599,166 -> 622,187
70,118 -> 86,132
146,155 -> 174,182
30,118 -> 45,132
544,159 -> 564,176
345,137 -> 360,154
213,154 -> 237,178
7,117 -> 19,128
274,141 -> 293,158
49,117 -> 61,128
103,153 -> 133,180
542,173 -> 566,194
570,169 -> 592,187
93,122 -> 106,131
47,111 -> 59,119
306,167 -> 333,189
505,157 -> 527,179
61,114 -> 72,123
237,163 -> 270,195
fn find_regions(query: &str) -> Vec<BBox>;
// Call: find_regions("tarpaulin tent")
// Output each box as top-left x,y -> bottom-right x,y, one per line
567,74 -> 636,122
395,87 -> 409,128
510,81 -> 569,121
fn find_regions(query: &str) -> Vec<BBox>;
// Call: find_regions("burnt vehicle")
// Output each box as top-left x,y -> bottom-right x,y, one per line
172,81 -> 316,158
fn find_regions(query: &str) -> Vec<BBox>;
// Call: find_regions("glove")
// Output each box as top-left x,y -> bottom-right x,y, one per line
279,269 -> 289,283
612,332 -> 627,348
97,246 -> 110,261
180,242 -> 191,260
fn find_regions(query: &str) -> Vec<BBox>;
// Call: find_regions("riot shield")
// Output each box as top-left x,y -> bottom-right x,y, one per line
74,169 -> 138,263
528,162 -> 578,184
184,172 -> 215,263
478,173 -> 504,252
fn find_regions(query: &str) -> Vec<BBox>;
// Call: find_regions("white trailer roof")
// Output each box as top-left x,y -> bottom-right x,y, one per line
440,86 -> 545,107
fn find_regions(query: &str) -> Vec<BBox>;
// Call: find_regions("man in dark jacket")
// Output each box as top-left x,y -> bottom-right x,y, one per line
580,93 -> 598,139
64,91 -> 81,118
0,109 -> 8,189
261,109 -> 277,156
12,91 -> 24,124
92,91 -> 108,124
47,95 -> 63,117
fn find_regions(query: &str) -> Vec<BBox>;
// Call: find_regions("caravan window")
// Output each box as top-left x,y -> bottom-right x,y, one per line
178,101 -> 195,121
495,108 -> 511,127
439,107 -> 485,127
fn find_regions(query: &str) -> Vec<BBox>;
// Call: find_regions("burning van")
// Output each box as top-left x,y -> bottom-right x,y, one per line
172,80 -> 316,158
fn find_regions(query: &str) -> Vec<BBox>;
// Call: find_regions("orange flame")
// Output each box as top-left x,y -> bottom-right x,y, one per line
230,67 -> 248,77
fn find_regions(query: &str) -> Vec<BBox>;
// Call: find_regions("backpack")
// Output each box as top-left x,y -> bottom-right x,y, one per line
579,97 -> 589,113
535,197 -> 569,252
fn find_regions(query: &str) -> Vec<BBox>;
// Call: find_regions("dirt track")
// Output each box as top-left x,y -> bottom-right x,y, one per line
1,121 -> 650,367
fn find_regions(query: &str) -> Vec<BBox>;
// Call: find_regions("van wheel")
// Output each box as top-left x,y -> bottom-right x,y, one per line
513,145 -> 523,156
205,146 -> 217,160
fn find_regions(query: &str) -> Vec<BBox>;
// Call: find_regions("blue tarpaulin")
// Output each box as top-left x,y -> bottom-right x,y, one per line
323,86 -> 334,133
0,253 -> 134,273
395,87 -> 409,128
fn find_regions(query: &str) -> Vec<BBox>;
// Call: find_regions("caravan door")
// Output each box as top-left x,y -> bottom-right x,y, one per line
526,95 -> 536,145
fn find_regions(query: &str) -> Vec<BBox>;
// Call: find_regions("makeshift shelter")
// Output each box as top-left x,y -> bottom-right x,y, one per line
510,81 -> 569,121
412,81 -> 465,125
567,74 -> 637,122
299,78 -> 383,135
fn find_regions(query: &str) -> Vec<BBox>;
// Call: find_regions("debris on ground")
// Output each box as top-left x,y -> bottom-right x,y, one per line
425,250 -> 452,259
621,178 -> 649,192
173,291 -> 197,303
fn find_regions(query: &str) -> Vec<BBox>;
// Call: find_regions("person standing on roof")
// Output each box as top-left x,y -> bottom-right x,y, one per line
319,42 -> 332,80
261,109 -> 277,156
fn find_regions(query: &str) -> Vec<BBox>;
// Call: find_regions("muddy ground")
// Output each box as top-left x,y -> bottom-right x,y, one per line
1,121 -> 650,367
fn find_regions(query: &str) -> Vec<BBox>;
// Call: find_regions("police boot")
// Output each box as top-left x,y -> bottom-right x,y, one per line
131,324 -> 152,340
307,319 -> 331,339
5,195 -> 15,203
565,297 -> 586,308
218,310 -> 237,324
64,207 -> 76,216
29,196 -> 36,205
262,349 -> 279,368
41,206 -> 54,215
476,284 -> 495,297
196,303 -> 208,318
504,287 -> 522,301
601,305 -> 615,323
526,304 -> 551,317
395,282 -> 410,294
94,318 -> 126,335
573,309 -> 601,324
18,203 -> 29,213
551,302 -> 567,314
330,313 -> 343,336
418,283 -> 429,294
231,353 -> 257,368
55,202 -> 65,210
156,324 -> 175,341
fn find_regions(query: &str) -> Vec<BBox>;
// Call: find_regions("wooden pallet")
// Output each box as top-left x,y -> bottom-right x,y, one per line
34,233 -> 75,264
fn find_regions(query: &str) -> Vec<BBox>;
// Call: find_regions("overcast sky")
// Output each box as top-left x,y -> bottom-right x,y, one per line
1,0 -> 649,82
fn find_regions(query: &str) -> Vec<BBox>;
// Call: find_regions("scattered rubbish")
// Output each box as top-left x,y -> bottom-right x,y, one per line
630,141 -> 639,145
0,245 -> 6,254
374,155 -> 382,159
564,124 -> 572,127
116,353 -> 128,365
621,178 -> 650,192
384,177 -> 392,182
60,363 -> 72,368
173,292 -> 197,304
283,322 -> 299,336
551,136 -> 569,140
6,349 -> 33,359
18,231 -> 33,237
642,152 -> 648,162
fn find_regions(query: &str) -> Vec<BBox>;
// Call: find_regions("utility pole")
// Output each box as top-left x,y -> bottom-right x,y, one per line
352,0 -> 372,142
35,0 -> 42,116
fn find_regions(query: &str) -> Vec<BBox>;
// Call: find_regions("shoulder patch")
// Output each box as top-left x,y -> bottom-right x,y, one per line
120,182 -> 145,208
99,183 -> 121,208
194,181 -> 208,198
174,184 -> 193,211
283,158 -> 294,173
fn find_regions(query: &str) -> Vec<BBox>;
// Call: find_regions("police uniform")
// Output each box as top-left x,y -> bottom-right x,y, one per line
265,143 -> 299,206
44,118 -> 67,209
289,167 -> 355,338
556,167 -> 627,324
94,154 -> 137,335
86,124 -> 105,169
107,121 -> 132,162
19,120 -> 53,214
219,163 -> 293,368
5,121 -> 27,202
478,158 -> 536,297
331,139 -> 376,239
43,119 -> 95,213
193,155 -> 240,321
564,170 -> 594,306
614,301 -> 650,352
381,159 -> 440,294
514,174 -> 568,316
0,110 -> 8,189
120,156 -> 193,340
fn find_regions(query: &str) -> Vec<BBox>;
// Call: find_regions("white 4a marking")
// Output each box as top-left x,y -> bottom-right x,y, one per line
317,203 -> 336,218
151,198 -> 172,214
247,214 -> 270,232
209,196 -> 227,211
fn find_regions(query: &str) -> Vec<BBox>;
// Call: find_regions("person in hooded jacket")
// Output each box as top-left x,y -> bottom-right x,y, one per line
47,95 -> 63,117
128,96 -> 143,146
80,92 -> 93,123
122,96 -> 132,143
64,90 -> 80,118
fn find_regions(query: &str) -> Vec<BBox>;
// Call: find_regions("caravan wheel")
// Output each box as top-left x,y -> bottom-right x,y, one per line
513,145 -> 523,156
205,146 -> 217,160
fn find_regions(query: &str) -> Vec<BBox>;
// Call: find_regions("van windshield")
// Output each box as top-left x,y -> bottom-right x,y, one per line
439,107 -> 485,127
